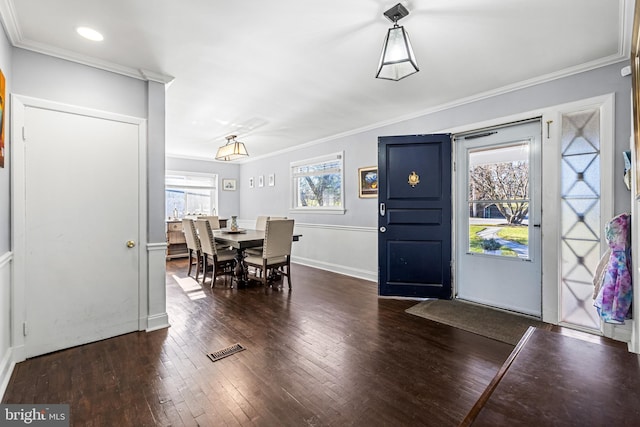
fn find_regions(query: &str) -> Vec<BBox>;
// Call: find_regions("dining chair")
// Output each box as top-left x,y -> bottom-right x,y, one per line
246,216 -> 287,257
182,219 -> 202,280
255,215 -> 269,231
244,219 -> 295,290
197,215 -> 221,230
198,215 -> 235,252
194,219 -> 237,287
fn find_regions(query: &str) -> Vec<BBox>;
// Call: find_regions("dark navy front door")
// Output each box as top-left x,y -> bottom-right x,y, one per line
378,134 -> 452,298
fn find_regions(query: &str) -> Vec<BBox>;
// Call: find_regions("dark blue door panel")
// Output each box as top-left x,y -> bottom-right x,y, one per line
378,134 -> 452,298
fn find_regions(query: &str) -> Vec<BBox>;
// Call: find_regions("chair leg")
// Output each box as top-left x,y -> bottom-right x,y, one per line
187,249 -> 193,276
201,255 -> 208,286
286,261 -> 292,290
195,250 -> 202,280
262,260 -> 268,287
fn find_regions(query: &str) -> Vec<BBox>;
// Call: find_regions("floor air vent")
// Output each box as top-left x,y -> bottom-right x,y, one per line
207,343 -> 245,362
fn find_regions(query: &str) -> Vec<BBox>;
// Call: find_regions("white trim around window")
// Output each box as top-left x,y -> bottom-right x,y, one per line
290,151 -> 345,214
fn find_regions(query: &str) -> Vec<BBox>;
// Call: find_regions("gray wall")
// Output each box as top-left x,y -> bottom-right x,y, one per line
165,156 -> 241,220
11,49 -> 166,245
0,27 -> 10,254
12,49 -> 146,119
240,61 -> 632,225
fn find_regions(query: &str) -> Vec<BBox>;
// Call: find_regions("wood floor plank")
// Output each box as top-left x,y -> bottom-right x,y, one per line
2,260 -> 519,426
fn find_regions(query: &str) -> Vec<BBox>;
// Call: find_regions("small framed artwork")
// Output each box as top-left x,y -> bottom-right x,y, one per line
258,175 -> 264,187
268,173 -> 275,186
222,178 -> 237,191
358,166 -> 378,198
249,177 -> 255,188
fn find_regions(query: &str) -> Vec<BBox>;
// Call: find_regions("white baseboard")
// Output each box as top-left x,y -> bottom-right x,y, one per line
292,256 -> 377,282
147,313 -> 170,332
290,223 -> 378,282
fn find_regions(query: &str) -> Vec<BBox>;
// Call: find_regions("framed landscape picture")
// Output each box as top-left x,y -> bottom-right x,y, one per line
222,178 -> 236,191
358,166 -> 378,198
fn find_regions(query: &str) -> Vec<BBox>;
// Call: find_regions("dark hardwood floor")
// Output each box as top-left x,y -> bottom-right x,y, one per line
3,260 -> 515,426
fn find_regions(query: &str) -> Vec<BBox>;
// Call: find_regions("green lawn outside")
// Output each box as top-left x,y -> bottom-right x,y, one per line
469,223 -> 529,256
469,225 -> 486,253
497,225 -> 528,245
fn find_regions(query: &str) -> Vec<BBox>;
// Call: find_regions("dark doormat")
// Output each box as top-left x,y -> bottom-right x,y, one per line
406,299 -> 551,345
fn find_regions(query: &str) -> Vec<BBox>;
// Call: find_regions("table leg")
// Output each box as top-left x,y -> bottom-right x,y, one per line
233,248 -> 248,287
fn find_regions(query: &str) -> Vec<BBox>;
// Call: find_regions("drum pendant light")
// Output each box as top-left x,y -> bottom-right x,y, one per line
215,135 -> 249,161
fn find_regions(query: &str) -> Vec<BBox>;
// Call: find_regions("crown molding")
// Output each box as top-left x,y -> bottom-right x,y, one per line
0,0 -> 19,45
0,0 -> 174,84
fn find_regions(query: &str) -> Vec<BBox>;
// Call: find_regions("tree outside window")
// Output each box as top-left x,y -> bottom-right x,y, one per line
291,152 -> 344,213
467,142 -> 530,258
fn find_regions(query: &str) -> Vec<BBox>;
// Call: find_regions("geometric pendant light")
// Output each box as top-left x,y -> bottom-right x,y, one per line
376,3 -> 419,81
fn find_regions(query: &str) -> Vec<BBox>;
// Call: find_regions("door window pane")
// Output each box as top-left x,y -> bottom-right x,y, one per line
467,142 -> 530,258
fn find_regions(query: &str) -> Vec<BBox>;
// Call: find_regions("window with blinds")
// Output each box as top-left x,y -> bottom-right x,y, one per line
165,173 -> 218,219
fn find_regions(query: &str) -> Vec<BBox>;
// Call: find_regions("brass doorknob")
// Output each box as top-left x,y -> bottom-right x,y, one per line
126,240 -> 136,248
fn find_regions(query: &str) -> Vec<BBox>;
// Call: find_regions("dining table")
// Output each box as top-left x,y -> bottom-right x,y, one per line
213,228 -> 301,286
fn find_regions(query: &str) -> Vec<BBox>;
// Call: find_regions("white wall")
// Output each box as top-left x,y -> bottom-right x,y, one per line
240,62 -> 633,282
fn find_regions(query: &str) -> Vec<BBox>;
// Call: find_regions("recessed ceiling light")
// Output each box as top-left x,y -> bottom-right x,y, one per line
76,26 -> 104,42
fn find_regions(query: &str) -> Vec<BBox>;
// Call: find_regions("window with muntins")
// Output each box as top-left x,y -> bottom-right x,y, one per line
290,152 -> 344,213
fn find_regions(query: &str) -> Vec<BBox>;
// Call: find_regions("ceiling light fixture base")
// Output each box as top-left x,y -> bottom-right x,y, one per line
383,3 -> 409,23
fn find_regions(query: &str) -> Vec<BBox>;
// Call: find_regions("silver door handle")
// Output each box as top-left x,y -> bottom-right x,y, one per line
380,203 -> 386,216
380,226 -> 386,233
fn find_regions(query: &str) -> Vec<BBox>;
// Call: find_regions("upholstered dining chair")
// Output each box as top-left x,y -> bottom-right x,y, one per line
254,215 -> 269,231
246,216 -> 287,257
197,215 -> 221,230
244,219 -> 295,290
182,219 -> 202,280
194,219 -> 236,287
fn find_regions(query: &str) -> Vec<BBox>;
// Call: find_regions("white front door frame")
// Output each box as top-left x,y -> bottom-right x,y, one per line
441,93 -> 615,327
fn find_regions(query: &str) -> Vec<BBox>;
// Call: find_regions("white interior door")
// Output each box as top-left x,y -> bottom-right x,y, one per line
20,103 -> 141,357
455,120 -> 542,317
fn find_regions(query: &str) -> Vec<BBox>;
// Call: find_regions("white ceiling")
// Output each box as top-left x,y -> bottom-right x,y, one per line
0,0 -> 633,160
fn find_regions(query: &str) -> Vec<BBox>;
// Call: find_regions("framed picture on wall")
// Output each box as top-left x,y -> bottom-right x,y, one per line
358,166 -> 378,198
249,177 -> 254,188
258,175 -> 264,187
222,178 -> 236,191
268,173 -> 275,186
